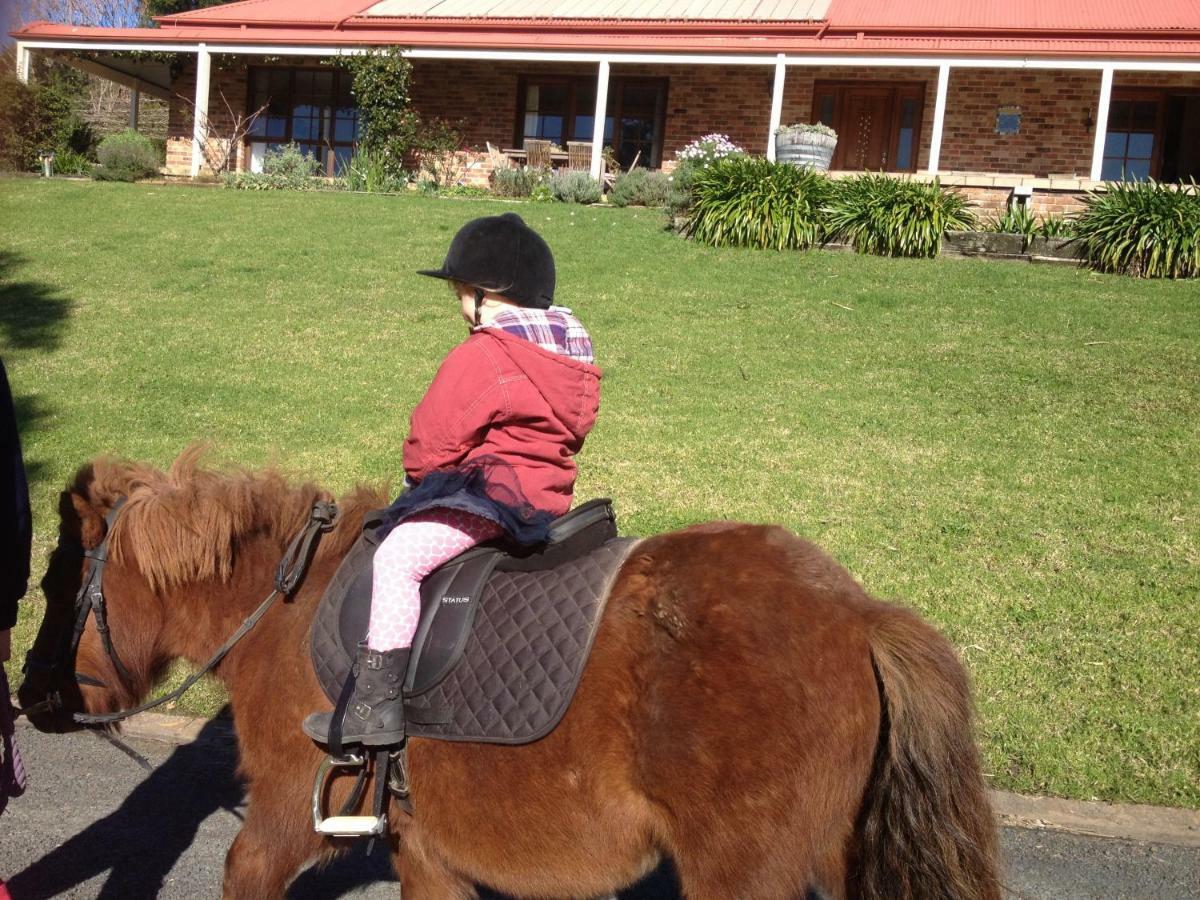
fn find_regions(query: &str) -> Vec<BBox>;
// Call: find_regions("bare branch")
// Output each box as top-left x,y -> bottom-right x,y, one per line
176,87 -> 268,175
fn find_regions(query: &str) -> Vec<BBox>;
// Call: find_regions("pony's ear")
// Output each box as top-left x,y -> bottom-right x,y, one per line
67,489 -> 107,550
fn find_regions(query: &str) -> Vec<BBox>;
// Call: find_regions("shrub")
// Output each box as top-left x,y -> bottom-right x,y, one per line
986,203 -> 1038,241
340,148 -> 409,193
93,129 -> 159,182
51,149 -> 93,176
416,117 -> 468,188
675,133 -> 744,169
774,122 -> 837,139
549,170 -> 602,204
684,156 -> 834,251
492,165 -> 545,198
1072,180 -> 1200,278
0,58 -> 89,172
224,143 -> 323,190
264,142 -> 321,179
440,184 -> 491,198
609,168 -> 671,208
666,163 -> 699,218
826,174 -> 975,258
987,204 -> 1076,246
1038,215 -> 1074,239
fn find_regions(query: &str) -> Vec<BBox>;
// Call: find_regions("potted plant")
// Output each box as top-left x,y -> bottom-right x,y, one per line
775,123 -> 838,171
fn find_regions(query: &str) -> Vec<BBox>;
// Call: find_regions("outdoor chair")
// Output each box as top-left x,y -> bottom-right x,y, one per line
566,141 -> 591,170
524,138 -> 553,169
486,141 -> 510,173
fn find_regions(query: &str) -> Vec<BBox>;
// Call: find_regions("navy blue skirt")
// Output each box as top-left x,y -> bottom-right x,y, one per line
381,459 -> 555,547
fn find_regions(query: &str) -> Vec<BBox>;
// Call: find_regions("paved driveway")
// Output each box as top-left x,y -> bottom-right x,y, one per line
3,723 -> 1197,899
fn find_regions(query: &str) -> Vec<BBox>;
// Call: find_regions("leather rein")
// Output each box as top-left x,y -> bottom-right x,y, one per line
19,497 -> 339,726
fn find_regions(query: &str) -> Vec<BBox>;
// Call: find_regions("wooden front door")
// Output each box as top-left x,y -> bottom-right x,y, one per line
837,87 -> 892,170
813,82 -> 926,172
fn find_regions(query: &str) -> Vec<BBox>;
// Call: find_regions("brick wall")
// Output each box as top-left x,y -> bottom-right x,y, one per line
938,69 -> 1099,177
166,56 -> 254,175
167,57 -> 1200,183
409,59 -> 777,159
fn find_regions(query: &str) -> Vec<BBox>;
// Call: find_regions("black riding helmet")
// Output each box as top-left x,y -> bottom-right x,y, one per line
418,212 -> 556,313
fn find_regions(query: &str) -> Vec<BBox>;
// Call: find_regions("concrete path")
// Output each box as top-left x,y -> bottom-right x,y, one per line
3,722 -> 1198,899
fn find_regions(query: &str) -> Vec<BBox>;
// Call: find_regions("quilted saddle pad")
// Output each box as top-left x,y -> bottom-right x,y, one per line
310,530 -> 637,745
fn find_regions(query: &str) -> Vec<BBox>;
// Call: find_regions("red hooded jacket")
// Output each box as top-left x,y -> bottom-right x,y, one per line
402,329 -> 601,517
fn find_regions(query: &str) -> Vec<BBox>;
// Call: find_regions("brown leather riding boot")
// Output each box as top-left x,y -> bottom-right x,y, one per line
303,645 -> 409,747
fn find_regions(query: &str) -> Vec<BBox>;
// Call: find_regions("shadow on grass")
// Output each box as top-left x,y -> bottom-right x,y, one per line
0,250 -> 74,353
12,393 -> 50,485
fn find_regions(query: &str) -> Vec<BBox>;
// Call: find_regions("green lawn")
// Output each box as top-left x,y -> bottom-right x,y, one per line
2,178 -> 1197,808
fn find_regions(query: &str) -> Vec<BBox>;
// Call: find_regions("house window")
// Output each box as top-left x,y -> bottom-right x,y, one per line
1100,89 -> 1200,183
1102,97 -> 1159,181
516,76 -> 666,168
246,67 -> 359,176
812,82 -> 925,172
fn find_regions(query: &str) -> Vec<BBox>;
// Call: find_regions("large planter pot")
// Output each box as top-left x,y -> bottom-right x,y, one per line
775,131 -> 837,171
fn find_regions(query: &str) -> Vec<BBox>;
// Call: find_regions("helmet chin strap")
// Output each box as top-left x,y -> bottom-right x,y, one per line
474,287 -> 485,327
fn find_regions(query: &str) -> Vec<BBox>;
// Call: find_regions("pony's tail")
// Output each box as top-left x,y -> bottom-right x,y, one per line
852,604 -> 1002,900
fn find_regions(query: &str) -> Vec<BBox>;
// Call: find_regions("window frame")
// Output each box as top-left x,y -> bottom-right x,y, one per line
244,65 -> 360,176
1102,87 -> 1171,182
514,74 -> 668,168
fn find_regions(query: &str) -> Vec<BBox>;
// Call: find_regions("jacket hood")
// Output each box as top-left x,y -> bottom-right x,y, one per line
480,329 -> 601,442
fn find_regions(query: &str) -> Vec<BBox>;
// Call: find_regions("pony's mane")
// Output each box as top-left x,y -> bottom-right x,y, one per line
82,446 -> 385,593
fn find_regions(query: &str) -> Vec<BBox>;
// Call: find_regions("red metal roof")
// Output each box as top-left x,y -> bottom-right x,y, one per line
827,0 -> 1200,34
14,19 -> 1200,57
157,0 -> 374,26
12,0 -> 1200,56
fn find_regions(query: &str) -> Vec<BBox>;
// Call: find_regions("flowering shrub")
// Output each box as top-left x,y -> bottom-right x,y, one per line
675,133 -> 744,168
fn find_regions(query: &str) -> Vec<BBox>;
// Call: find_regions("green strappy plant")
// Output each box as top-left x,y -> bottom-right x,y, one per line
825,173 -> 975,259
1072,179 -> 1200,278
684,155 -> 834,251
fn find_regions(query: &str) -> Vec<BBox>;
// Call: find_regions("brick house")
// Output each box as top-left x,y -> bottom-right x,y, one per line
11,0 -> 1200,215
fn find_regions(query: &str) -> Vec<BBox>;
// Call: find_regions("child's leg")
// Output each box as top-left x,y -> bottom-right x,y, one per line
368,508 -> 503,652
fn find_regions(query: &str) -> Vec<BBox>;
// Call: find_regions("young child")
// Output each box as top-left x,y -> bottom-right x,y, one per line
305,213 -> 601,748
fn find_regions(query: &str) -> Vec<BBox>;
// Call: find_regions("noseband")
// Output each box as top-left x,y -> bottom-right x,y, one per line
19,497 -> 339,725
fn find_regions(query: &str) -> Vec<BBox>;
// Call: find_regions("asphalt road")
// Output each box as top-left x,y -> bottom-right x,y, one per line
2,723 -> 1198,900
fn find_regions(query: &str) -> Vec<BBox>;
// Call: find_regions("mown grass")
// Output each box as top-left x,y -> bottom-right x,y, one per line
1,178 -> 1197,807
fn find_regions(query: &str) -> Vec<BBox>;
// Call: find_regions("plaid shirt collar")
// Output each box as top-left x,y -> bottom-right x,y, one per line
479,306 -> 594,364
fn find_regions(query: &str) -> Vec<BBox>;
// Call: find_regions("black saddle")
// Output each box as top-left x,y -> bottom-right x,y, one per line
310,499 -> 636,744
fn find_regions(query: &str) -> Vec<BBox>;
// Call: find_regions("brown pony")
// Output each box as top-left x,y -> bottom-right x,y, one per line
19,449 -> 1001,900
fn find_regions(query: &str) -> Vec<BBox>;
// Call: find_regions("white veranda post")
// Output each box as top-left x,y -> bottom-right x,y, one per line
589,59 -> 611,181
190,44 -> 212,178
766,54 -> 786,161
925,63 -> 951,174
15,42 -> 32,83
1090,66 -> 1115,181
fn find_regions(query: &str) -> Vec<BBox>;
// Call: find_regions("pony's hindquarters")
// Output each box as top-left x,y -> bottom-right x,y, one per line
853,605 -> 1002,900
615,525 -> 886,900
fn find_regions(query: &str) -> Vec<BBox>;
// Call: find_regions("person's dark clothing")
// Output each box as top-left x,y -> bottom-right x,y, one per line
1,357 -> 31,630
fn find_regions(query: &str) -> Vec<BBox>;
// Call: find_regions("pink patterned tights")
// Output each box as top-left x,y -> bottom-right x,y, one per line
367,508 -> 502,652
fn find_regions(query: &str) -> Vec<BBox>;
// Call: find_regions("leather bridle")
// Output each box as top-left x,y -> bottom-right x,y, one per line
19,497 -> 338,726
